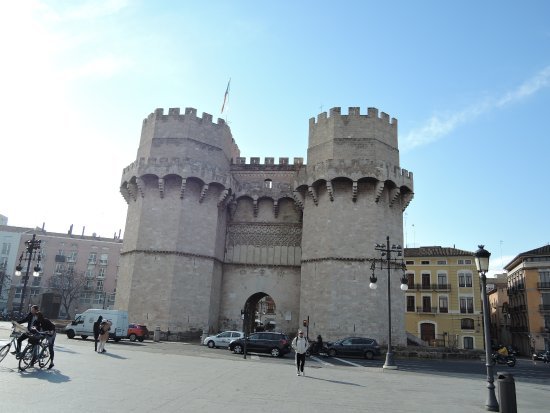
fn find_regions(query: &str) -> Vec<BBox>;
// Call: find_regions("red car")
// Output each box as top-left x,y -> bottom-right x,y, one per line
127,324 -> 149,342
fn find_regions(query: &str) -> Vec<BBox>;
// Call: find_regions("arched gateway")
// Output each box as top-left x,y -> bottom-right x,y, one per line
116,106 -> 414,344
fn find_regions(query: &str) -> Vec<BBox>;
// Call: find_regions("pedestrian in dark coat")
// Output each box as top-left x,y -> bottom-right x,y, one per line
93,316 -> 103,352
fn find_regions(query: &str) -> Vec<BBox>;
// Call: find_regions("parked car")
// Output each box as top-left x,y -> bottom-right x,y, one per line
326,337 -> 381,359
228,332 -> 291,357
203,331 -> 244,348
127,324 -> 149,342
533,350 -> 549,362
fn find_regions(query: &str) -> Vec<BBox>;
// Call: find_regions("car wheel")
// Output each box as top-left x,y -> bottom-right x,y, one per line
207,341 -> 216,349
328,348 -> 337,357
364,351 -> 374,360
270,348 -> 281,357
233,344 -> 243,354
129,333 -> 137,342
81,335 -> 88,340
138,337 -> 144,342
66,330 -> 75,339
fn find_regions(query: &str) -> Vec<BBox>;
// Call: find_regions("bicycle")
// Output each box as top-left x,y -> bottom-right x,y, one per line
0,322 -> 26,364
18,331 -> 51,371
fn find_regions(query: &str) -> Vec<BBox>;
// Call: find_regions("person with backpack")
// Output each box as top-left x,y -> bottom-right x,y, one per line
292,329 -> 309,376
33,311 -> 56,370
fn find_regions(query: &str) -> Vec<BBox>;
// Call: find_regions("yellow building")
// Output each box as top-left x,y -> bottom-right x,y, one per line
404,247 -> 484,350
504,245 -> 550,354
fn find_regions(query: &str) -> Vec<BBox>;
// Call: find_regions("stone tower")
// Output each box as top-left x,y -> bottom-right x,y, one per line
118,108 -> 239,332
296,107 -> 413,345
118,105 -> 413,344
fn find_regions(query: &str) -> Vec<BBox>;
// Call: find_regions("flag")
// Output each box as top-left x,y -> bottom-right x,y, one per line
221,78 -> 231,113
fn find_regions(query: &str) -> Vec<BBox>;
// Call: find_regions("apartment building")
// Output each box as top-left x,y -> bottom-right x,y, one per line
487,274 -> 511,347
1,225 -> 122,319
504,245 -> 550,354
404,246 -> 484,350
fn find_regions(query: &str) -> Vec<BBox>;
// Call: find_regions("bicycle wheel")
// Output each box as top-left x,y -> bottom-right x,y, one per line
0,343 -> 10,363
18,346 -> 34,371
38,344 -> 51,368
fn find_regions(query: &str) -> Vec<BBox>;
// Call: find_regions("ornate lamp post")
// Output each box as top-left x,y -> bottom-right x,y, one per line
14,234 -> 42,313
369,236 -> 408,369
474,245 -> 499,412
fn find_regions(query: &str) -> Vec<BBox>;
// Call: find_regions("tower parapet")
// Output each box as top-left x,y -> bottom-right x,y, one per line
308,106 -> 399,167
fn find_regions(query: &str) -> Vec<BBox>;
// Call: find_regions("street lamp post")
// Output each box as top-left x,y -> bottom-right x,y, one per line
369,236 -> 408,369
14,234 -> 42,313
474,245 -> 499,412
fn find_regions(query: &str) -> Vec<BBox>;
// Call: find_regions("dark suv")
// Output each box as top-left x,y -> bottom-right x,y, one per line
326,337 -> 381,359
228,332 -> 291,357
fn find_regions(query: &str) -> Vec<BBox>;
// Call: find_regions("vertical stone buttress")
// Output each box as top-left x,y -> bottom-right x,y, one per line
118,108 -> 239,333
297,107 -> 414,344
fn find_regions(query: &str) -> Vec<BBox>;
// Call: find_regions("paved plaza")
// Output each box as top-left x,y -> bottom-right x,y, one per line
0,322 -> 548,413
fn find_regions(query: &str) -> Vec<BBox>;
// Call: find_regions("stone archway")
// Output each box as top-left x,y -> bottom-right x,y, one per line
243,292 -> 277,334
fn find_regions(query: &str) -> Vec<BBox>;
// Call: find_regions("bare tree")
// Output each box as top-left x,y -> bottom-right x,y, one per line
0,263 -> 10,309
48,268 -> 87,319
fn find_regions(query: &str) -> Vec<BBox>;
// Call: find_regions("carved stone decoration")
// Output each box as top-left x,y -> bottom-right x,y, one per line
326,181 -> 334,201
352,181 -> 358,202
273,200 -> 279,217
253,196 -> 259,217
292,190 -> 304,210
136,177 -> 145,198
308,186 -> 318,206
218,189 -> 229,207
158,178 -> 165,199
389,187 -> 401,207
227,223 -> 302,247
180,178 -> 187,199
199,184 -> 209,203
402,192 -> 414,211
228,199 -> 237,219
374,180 -> 385,202
127,183 -> 137,202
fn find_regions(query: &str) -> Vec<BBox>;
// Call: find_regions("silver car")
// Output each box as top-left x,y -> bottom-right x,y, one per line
203,331 -> 244,348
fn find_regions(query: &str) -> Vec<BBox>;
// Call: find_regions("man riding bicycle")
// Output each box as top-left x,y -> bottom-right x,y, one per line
32,312 -> 56,370
12,305 -> 39,356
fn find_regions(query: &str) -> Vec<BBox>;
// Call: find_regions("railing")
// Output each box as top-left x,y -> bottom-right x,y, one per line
416,306 -> 438,314
439,307 -> 448,313
88,259 -> 97,265
509,326 -> 526,333
539,304 -> 550,312
509,304 -> 526,312
537,282 -> 550,289
413,283 -> 452,291
99,259 -> 108,266
459,308 -> 474,314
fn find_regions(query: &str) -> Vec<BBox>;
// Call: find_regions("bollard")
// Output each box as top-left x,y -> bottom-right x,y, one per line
496,372 -> 517,413
153,326 -> 160,342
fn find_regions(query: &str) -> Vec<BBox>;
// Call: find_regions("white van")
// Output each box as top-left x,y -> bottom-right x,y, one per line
65,309 -> 128,341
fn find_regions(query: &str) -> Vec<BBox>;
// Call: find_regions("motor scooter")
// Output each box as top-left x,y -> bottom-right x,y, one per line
305,341 -> 328,357
491,352 -> 516,367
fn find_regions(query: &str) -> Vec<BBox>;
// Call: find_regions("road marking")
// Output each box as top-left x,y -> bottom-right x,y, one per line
333,357 -> 363,367
311,355 -> 334,366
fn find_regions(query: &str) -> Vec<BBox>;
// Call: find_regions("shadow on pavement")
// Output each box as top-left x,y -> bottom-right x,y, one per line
302,375 -> 363,387
18,368 -> 71,383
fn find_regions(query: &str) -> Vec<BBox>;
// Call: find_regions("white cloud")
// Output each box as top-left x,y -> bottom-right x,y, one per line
402,65 -> 550,151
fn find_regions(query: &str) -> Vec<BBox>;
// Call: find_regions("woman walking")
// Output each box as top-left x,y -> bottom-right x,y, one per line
97,319 -> 112,353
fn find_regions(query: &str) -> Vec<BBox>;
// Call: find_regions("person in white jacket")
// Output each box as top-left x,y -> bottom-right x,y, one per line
291,330 -> 309,376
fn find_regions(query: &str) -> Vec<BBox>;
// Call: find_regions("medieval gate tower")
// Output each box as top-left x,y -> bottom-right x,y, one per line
117,106 -> 414,345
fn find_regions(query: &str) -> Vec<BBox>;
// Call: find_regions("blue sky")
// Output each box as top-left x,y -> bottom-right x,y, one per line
1,1 -> 549,274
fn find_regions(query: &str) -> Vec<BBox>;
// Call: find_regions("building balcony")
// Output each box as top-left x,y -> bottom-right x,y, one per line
88,259 -> 97,265
99,259 -> 108,266
413,283 -> 452,291
537,282 -> 550,290
415,306 -> 438,314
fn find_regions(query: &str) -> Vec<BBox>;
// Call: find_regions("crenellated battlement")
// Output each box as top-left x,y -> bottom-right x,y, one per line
307,106 -> 399,167
309,106 -> 397,127
232,157 -> 304,167
143,107 -> 227,128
